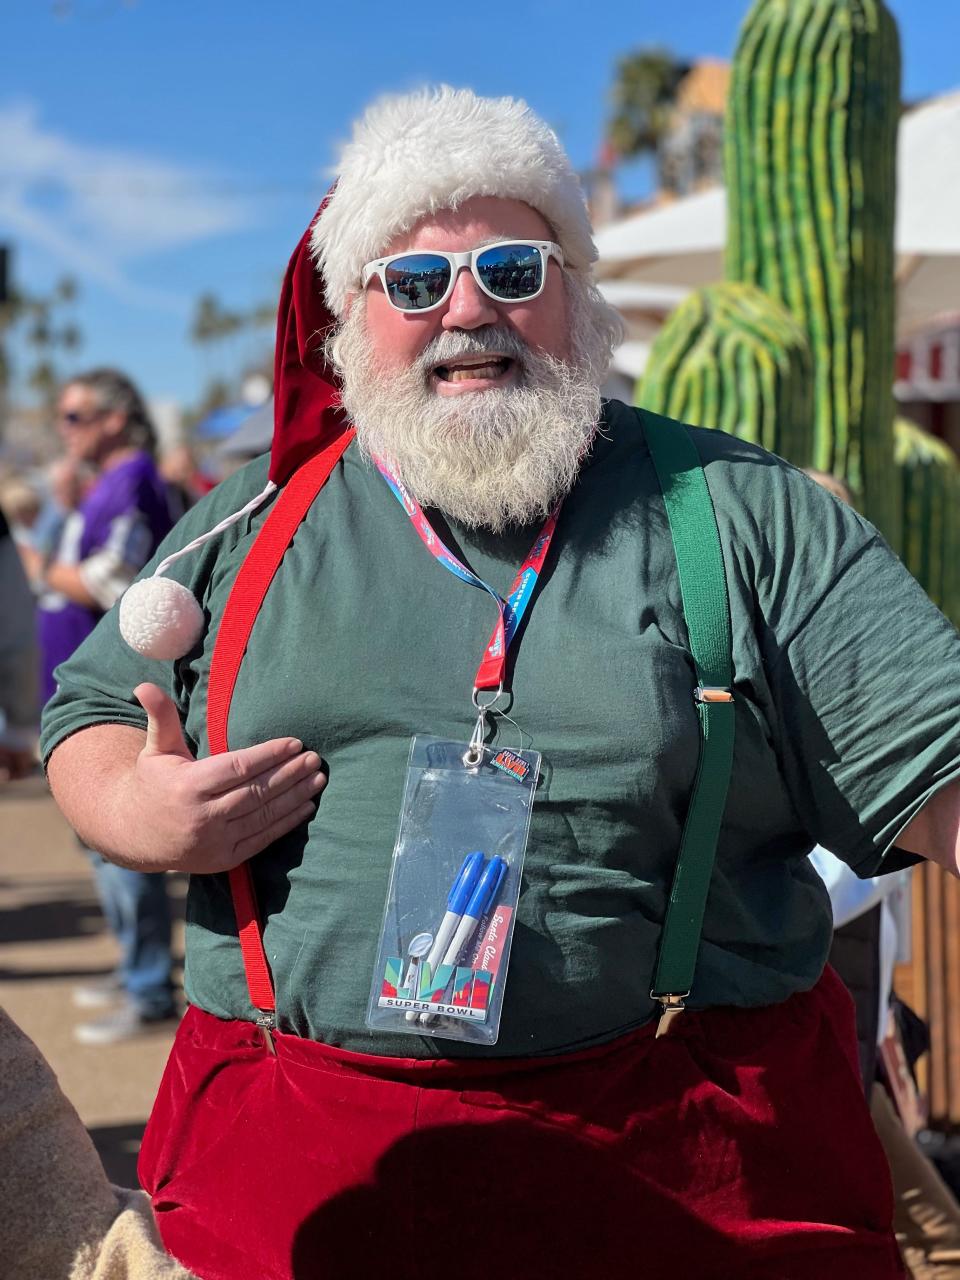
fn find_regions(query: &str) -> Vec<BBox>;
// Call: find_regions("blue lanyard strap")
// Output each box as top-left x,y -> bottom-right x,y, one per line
374,459 -> 559,690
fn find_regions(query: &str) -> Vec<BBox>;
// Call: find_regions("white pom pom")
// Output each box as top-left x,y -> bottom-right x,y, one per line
119,576 -> 205,660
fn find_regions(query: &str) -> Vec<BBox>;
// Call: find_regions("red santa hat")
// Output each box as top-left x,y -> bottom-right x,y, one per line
118,194 -> 347,659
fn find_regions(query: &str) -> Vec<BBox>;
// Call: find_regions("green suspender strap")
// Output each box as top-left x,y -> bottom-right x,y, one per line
640,411 -> 736,1038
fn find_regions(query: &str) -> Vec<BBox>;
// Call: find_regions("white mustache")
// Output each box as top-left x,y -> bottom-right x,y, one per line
414,327 -> 531,376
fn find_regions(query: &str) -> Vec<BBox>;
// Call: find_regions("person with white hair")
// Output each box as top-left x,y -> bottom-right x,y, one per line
40,88 -> 959,1279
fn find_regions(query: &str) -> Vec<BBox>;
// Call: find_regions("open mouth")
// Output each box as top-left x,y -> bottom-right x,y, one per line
432,355 -> 514,383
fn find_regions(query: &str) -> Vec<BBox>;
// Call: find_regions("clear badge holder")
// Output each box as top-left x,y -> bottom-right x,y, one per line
367,733 -> 540,1045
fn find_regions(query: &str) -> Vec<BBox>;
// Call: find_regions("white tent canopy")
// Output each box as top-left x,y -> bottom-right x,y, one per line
595,187 -> 725,278
595,90 -> 960,339
896,91 -> 960,256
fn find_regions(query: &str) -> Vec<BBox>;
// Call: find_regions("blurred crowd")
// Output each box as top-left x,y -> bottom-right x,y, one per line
0,368 -> 220,1045
0,369 -> 216,779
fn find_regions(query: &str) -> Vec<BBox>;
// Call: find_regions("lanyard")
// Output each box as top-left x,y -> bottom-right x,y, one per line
374,459 -> 560,695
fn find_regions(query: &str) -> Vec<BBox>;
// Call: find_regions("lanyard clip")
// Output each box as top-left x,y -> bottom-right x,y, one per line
652,991 -> 688,1039
464,685 -> 505,766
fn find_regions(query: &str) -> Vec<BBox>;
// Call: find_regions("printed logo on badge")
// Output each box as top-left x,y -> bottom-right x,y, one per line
490,749 -> 530,783
378,959 -> 495,1021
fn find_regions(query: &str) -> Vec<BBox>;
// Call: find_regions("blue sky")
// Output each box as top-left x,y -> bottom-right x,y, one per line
2,0 -> 957,413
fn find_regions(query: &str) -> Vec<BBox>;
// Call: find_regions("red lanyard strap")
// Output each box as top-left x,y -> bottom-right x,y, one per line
207,430 -> 355,1020
374,458 -> 559,691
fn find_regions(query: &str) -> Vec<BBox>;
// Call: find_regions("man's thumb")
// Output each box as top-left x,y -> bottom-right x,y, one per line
135,682 -> 191,758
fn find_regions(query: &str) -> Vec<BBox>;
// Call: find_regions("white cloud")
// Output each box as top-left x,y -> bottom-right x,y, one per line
0,101 -> 257,307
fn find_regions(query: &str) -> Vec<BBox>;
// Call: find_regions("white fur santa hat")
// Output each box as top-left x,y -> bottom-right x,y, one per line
311,85 -> 597,318
119,85 -> 596,661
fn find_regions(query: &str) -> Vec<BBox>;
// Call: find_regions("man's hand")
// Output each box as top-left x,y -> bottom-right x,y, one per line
110,682 -> 327,874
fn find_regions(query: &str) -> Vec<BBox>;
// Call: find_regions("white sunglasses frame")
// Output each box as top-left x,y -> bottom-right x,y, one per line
360,239 -> 565,314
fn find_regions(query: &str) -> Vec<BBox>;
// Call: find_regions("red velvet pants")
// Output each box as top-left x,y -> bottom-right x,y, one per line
138,966 -> 904,1280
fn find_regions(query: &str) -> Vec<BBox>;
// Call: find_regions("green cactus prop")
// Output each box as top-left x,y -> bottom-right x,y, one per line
725,0 -> 901,542
639,281 -> 813,460
894,418 -> 960,626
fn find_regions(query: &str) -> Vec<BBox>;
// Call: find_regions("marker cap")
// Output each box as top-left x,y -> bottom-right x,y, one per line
447,851 -> 486,914
465,856 -> 507,920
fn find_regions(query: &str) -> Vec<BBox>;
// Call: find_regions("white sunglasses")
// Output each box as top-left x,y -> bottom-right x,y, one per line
360,239 -> 564,313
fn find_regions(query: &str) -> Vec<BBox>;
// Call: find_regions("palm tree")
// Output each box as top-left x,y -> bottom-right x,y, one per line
0,273 -> 82,429
606,48 -> 691,183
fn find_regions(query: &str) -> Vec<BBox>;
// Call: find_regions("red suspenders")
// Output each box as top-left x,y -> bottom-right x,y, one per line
205,430 -> 354,1022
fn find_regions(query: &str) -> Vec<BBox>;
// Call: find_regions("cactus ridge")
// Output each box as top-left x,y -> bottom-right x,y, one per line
637,0 -> 926,583
894,418 -> 960,625
638,282 -> 813,462
725,0 -> 901,542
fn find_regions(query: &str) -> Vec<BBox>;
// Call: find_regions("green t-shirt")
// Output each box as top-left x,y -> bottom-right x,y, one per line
41,401 -> 960,1057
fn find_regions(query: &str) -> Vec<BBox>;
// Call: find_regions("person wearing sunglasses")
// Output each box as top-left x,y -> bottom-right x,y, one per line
20,370 -> 168,651
41,88 -> 959,1280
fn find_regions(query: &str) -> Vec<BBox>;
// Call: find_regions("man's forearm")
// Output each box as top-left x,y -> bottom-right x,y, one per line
20,540 -> 99,607
47,724 -> 147,861
44,561 -> 99,607
897,778 -> 960,878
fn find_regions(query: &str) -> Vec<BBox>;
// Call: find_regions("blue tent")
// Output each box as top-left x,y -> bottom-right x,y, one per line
217,397 -> 274,459
194,403 -> 258,439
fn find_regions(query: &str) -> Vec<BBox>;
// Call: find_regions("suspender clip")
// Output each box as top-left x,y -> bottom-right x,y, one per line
694,686 -> 733,704
652,992 -> 689,1039
255,1009 -> 277,1055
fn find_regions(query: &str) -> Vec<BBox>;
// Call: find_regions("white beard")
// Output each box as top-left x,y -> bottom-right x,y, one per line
330,273 -> 622,531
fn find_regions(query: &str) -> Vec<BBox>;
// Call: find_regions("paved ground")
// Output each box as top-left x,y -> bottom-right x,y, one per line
0,771 -> 184,1186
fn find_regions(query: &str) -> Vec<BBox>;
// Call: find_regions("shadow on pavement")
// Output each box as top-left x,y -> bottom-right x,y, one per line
0,963 -> 115,983
0,769 -> 50,798
88,1121 -> 146,1188
0,892 -> 104,947
0,871 -> 187,954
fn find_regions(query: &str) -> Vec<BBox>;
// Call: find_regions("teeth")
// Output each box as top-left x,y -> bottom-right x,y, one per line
442,361 -> 508,382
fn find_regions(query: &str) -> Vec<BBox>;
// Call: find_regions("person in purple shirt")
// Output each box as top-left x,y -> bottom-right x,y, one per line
21,368 -> 178,1043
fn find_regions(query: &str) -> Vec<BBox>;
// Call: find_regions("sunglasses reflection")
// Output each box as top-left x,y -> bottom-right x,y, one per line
386,259 -> 448,310
385,244 -> 544,312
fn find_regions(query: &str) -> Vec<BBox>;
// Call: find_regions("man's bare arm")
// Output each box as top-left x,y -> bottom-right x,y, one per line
44,560 -> 99,607
46,683 -> 327,874
896,778 -> 960,878
18,542 -> 98,608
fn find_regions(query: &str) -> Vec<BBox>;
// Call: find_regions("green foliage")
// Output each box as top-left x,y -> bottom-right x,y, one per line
190,292 -> 276,347
725,0 -> 901,544
191,293 -> 246,345
188,290 -> 276,431
638,281 -> 814,463
0,274 -> 82,408
894,418 -> 960,626
607,48 -> 690,163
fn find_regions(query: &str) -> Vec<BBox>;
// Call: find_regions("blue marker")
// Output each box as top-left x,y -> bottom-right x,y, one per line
420,856 -> 508,1025
404,852 -> 485,1023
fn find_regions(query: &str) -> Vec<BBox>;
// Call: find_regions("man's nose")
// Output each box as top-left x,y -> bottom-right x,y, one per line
441,267 -> 499,330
